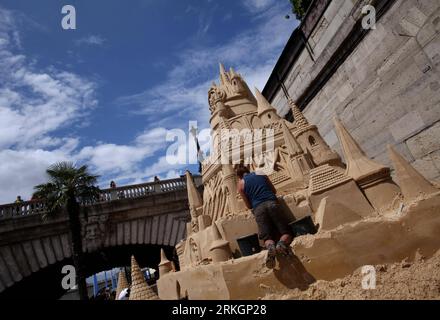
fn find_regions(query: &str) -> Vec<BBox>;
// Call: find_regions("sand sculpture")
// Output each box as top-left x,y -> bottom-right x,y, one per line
115,270 -> 129,300
156,65 -> 440,300
129,256 -> 159,300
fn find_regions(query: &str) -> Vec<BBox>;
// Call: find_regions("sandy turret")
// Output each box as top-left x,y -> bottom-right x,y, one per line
186,170 -> 203,209
255,88 -> 280,125
158,249 -> 173,278
219,63 -> 230,86
185,170 -> 203,233
129,256 -> 159,300
115,270 -> 129,300
288,98 -> 309,129
280,120 -> 313,186
333,117 -> 400,211
208,63 -> 257,121
334,117 -> 387,181
209,222 -> 232,263
388,145 -> 438,202
281,120 -> 303,156
289,101 -> 342,167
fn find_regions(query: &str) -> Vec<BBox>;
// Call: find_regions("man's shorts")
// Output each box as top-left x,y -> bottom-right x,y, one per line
253,200 -> 292,241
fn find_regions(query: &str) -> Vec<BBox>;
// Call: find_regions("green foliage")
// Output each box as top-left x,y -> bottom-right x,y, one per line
289,0 -> 313,20
33,162 -> 100,219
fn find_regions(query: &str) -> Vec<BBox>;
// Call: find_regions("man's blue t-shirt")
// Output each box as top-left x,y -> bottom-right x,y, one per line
243,172 -> 277,209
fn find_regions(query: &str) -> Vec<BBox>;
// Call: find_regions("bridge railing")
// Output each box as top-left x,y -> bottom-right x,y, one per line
0,200 -> 47,220
96,177 -> 188,202
0,175 -> 201,220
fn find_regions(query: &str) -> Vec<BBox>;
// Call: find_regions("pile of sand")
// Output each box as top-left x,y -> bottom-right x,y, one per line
264,250 -> 440,300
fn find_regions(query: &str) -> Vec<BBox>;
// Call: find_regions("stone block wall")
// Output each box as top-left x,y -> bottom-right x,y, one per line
271,0 -> 440,182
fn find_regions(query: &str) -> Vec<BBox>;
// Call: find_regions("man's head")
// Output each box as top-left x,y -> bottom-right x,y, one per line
236,166 -> 250,179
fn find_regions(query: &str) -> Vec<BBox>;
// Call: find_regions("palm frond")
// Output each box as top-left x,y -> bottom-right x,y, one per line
34,161 -> 100,219
33,182 -> 64,220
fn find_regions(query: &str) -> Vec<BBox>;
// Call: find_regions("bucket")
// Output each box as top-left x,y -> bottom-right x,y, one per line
289,216 -> 317,237
236,234 -> 261,256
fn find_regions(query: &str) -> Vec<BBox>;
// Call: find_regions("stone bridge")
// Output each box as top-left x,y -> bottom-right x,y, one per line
0,176 -> 202,299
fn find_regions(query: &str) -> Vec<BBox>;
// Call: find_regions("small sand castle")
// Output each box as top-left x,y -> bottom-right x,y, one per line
129,256 -> 159,300
115,270 -> 129,299
156,65 -> 440,300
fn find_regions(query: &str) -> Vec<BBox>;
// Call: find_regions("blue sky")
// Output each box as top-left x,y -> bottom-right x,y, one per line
0,0 -> 298,203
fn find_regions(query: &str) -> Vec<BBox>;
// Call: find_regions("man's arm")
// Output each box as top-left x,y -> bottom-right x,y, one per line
237,179 -> 252,210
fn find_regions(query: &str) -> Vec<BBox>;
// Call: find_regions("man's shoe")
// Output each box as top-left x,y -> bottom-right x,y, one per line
276,240 -> 292,257
265,244 -> 276,269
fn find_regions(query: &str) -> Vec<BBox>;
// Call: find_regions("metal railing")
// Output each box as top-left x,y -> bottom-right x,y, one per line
0,175 -> 201,220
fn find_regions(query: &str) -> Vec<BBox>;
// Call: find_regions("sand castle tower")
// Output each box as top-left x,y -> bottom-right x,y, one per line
289,99 -> 342,168
388,145 -> 438,203
129,256 -> 159,300
208,63 -> 259,130
255,88 -> 280,126
158,249 -> 173,278
115,270 -> 129,300
280,120 -> 313,187
209,223 -> 232,263
185,170 -> 203,233
333,117 -> 401,211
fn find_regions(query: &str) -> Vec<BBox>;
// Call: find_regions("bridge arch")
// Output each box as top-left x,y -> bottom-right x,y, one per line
0,177 -> 199,298
1,244 -> 176,299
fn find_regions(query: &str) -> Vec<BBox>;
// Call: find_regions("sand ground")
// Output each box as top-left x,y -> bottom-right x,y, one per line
263,250 -> 440,300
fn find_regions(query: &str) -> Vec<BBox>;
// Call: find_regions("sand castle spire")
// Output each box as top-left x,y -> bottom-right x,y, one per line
255,88 -> 277,115
185,170 -> 203,233
333,117 -> 388,182
333,117 -> 401,211
158,248 -> 173,277
219,62 -> 229,85
255,88 -> 280,125
115,270 -> 129,300
185,170 -> 203,209
388,145 -> 438,201
288,98 -> 309,129
281,120 -> 302,155
129,255 -> 159,300
229,66 -> 237,77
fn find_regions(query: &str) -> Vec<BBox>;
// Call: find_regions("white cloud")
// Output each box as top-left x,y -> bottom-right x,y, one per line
0,148 -> 69,203
116,2 -> 294,131
241,0 -> 277,13
0,13 -> 97,150
75,35 -> 106,46
0,6 -> 98,202
75,129 -> 168,175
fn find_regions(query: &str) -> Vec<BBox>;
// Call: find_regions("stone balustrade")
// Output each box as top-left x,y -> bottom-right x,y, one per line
0,175 -> 202,221
0,200 -> 47,220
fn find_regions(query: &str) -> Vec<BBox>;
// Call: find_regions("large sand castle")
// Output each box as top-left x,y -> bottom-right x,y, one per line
155,65 -> 440,300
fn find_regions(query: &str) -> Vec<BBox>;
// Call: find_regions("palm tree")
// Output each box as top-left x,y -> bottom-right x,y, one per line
34,162 -> 100,300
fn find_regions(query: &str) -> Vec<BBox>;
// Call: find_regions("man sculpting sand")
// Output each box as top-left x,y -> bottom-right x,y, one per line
236,166 -> 293,269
